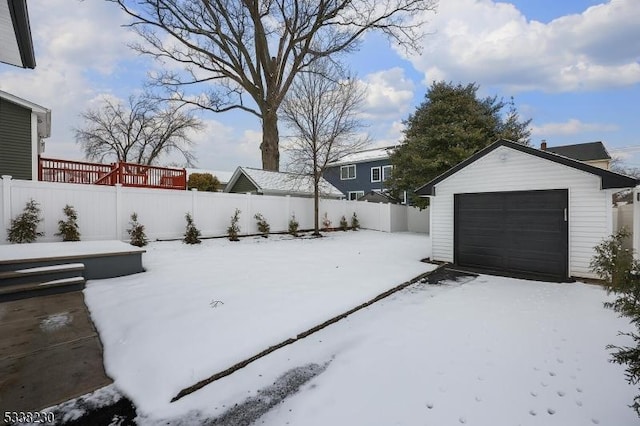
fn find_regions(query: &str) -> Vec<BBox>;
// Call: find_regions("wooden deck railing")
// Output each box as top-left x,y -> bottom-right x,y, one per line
38,157 -> 187,190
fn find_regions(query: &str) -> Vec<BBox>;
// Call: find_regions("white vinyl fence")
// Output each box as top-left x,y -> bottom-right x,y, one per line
0,177 -> 429,244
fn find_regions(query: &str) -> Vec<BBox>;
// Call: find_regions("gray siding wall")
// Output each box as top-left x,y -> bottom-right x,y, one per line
0,99 -> 32,180
229,174 -> 258,193
324,159 -> 392,197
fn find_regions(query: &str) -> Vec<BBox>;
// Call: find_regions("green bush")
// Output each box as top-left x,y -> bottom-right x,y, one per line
351,212 -> 360,230
339,215 -> 348,231
56,204 -> 81,241
183,213 -> 202,244
228,209 -> 241,241
127,212 -> 148,247
591,228 -> 640,416
187,173 -> 221,192
254,213 -> 270,238
7,199 -> 44,243
288,214 -> 299,237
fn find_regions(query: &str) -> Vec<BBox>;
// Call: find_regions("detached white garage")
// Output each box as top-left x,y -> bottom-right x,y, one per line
416,139 -> 638,281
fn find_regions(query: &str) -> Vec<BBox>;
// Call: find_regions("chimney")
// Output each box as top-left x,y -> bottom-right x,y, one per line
540,140 -> 547,151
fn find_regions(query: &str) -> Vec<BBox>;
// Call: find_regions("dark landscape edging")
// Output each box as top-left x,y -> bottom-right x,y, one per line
171,264 -> 447,402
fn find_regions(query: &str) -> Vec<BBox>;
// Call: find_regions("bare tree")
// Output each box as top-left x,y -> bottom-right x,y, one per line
108,0 -> 437,171
74,94 -> 202,166
281,60 -> 369,235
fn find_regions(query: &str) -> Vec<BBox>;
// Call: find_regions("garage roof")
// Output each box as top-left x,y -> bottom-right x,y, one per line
416,139 -> 638,196
0,0 -> 35,69
545,141 -> 611,161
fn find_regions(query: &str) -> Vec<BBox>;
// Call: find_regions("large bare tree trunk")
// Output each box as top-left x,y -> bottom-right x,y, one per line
261,110 -> 280,171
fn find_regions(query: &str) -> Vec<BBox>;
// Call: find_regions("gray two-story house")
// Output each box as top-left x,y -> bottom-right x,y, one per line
324,146 -> 405,203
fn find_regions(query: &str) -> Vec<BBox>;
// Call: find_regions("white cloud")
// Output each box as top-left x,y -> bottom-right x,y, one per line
359,68 -> 414,119
404,0 -> 640,92
531,118 -> 618,136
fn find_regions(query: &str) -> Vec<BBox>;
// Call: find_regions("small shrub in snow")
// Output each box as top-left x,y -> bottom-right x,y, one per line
351,212 -> 360,230
339,215 -> 348,231
591,228 -> 640,416
183,213 -> 202,244
322,212 -> 331,232
254,213 -> 270,238
288,214 -> 299,237
228,209 -> 241,241
56,204 -> 81,241
127,213 -> 148,247
7,199 -> 44,243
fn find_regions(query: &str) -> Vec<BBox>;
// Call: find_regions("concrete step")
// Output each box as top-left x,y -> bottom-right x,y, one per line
0,263 -> 85,287
0,277 -> 86,302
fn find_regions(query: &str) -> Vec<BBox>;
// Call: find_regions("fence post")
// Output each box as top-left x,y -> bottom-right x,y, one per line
1,176 -> 12,240
115,184 -> 123,240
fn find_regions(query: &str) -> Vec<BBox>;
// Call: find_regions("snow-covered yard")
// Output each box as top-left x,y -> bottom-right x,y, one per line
83,231 -> 637,425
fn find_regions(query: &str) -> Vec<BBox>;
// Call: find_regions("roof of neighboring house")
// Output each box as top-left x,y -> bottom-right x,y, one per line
416,139 -> 638,196
225,167 -> 344,198
358,191 -> 399,204
185,168 -> 234,184
328,145 -> 397,166
0,0 -> 35,69
0,89 -> 50,138
545,141 -> 611,161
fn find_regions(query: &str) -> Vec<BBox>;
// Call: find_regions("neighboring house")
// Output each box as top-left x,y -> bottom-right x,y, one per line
225,166 -> 344,199
324,145 -> 402,202
0,0 -> 36,69
186,168 -> 234,191
541,140 -> 611,170
0,90 -> 50,180
416,139 -> 637,282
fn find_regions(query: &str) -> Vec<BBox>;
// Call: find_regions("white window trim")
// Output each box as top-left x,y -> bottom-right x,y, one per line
371,166 -> 381,183
382,165 -> 393,181
340,164 -> 356,180
348,191 -> 365,201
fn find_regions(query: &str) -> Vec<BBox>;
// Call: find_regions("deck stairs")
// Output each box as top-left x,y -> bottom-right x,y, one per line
0,262 -> 86,302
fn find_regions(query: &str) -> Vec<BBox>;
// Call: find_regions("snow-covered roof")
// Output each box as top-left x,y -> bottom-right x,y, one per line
328,145 -> 397,166
226,167 -> 344,198
185,168 -> 234,184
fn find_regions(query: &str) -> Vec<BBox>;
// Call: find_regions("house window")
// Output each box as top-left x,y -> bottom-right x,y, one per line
401,191 -> 407,205
382,165 -> 393,181
371,166 -> 381,182
340,165 -> 356,180
348,191 -> 364,201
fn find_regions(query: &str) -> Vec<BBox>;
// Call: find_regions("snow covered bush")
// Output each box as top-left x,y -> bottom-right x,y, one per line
183,213 -> 202,244
339,215 -> 348,231
322,212 -> 331,232
288,214 -> 299,237
591,228 -> 640,416
56,204 -> 81,241
254,213 -> 270,238
351,212 -> 360,230
228,209 -> 241,241
127,213 -> 148,247
7,199 -> 44,243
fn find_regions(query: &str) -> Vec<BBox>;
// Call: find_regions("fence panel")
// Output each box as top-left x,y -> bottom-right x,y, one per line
0,177 -> 429,245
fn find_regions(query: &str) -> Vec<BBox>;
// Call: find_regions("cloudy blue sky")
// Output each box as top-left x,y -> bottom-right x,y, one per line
1,0 -> 639,172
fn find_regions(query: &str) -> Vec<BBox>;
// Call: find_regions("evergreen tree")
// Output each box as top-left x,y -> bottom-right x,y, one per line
254,213 -> 270,238
127,213 -> 148,247
288,214 -> 300,237
339,215 -> 348,231
56,205 -> 81,241
183,213 -> 202,244
351,213 -> 360,230
387,81 -> 531,208
227,209 -> 241,242
7,199 -> 45,243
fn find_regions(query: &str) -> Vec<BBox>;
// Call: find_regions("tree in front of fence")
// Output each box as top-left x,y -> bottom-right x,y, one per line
351,213 -> 360,231
127,213 -> 148,247
183,213 -> 201,244
288,214 -> 299,237
281,59 -> 370,235
339,215 -> 348,231
56,204 -> 81,241
227,209 -> 241,242
7,199 -> 45,243
254,213 -> 270,238
590,228 -> 640,416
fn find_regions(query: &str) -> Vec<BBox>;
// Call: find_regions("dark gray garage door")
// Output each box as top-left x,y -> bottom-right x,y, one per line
454,189 -> 568,281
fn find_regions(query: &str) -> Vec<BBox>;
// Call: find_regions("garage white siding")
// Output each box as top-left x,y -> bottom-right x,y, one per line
430,145 -> 610,279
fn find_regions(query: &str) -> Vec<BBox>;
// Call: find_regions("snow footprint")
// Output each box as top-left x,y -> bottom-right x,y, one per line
547,408 -> 556,415
557,391 -> 565,397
